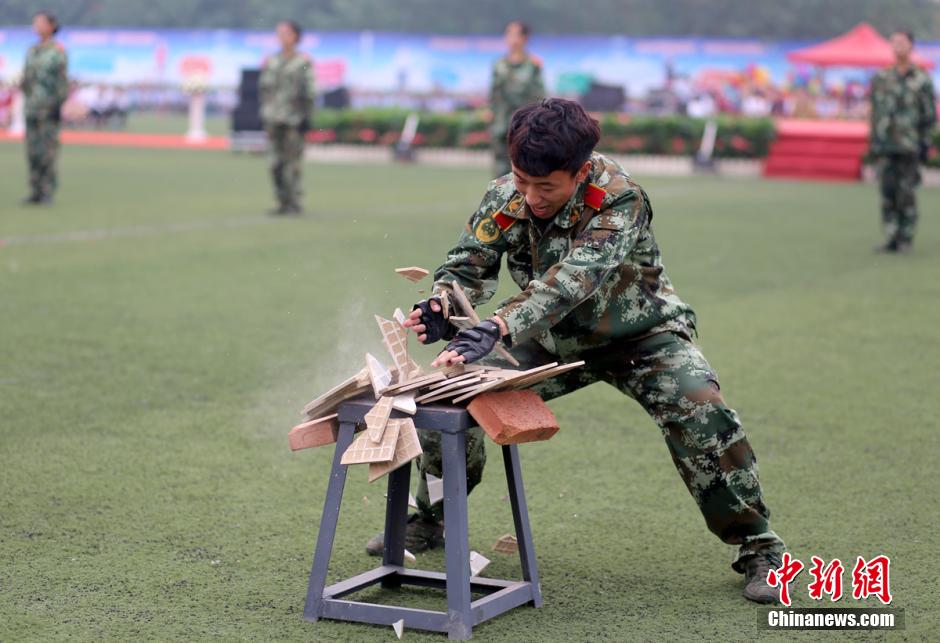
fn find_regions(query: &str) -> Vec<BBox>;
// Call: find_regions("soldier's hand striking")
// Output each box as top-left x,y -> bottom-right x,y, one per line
432,320 -> 501,367
403,297 -> 452,344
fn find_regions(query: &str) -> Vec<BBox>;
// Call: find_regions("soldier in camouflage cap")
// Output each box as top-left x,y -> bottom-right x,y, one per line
368,98 -> 787,604
260,20 -> 315,215
489,21 -> 545,178
20,11 -> 69,206
869,29 -> 937,253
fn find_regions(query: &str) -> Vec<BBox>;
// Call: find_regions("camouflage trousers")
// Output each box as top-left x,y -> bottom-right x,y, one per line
491,128 -> 511,179
415,330 -> 785,572
25,116 -> 61,199
877,155 -> 921,245
266,124 -> 305,209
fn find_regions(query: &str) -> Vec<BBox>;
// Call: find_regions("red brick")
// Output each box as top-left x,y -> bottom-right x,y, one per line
289,414 -> 339,451
467,390 -> 559,445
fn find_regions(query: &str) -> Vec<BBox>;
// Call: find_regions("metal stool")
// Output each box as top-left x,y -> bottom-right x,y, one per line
303,395 -> 543,640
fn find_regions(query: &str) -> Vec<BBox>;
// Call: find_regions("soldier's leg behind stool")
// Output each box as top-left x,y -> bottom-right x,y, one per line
609,332 -> 785,570
414,340 -> 594,522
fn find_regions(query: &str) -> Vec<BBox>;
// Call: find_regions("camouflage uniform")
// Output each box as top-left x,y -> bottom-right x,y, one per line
489,55 -> 545,177
870,65 -> 937,247
259,51 -> 315,211
419,154 -> 785,571
21,40 -> 69,201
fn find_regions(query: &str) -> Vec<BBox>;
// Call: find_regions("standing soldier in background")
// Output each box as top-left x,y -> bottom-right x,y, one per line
489,21 -> 545,178
21,11 -> 68,206
260,20 -> 315,215
869,29 -> 936,253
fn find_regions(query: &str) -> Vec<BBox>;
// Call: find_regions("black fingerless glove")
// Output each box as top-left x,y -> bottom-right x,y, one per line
413,297 -> 453,344
442,320 -> 501,364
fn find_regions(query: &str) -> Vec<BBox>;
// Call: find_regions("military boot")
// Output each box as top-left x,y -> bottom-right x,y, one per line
365,513 -> 445,557
873,240 -> 899,253
742,551 -> 783,604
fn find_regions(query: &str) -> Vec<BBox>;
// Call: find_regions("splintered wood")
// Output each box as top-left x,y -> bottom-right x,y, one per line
492,533 -> 519,554
364,395 -> 394,442
394,266 -> 429,283
368,418 -> 423,482
448,281 -> 520,367
341,419 -> 401,465
376,315 -> 411,377
291,298 -> 584,476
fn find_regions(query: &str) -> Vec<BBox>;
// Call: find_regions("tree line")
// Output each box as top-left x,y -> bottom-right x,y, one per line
1,0 -> 935,39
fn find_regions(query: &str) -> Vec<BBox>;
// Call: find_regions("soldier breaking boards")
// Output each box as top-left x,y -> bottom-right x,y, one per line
367,98 -> 788,604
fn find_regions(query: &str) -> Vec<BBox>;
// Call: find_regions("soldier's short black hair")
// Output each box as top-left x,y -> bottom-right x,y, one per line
35,10 -> 60,34
508,98 -> 601,177
507,21 -> 531,38
280,20 -> 303,40
892,29 -> 915,44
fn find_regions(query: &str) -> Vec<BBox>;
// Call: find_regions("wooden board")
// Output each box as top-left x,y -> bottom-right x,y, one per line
288,414 -> 339,451
367,419 -> 423,482
341,419 -> 401,465
364,395 -> 394,442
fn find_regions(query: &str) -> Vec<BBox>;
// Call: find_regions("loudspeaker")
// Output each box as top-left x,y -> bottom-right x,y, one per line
233,68 -> 262,132
322,87 -> 350,110
580,82 -> 625,112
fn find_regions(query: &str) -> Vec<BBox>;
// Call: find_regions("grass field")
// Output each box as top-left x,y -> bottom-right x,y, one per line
68,112 -> 229,137
1,141 -> 939,641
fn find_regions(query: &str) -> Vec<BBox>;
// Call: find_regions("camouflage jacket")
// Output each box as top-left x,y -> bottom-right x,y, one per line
259,51 -> 315,127
489,55 -> 545,137
870,65 -> 937,156
22,41 -> 69,119
432,153 -> 696,358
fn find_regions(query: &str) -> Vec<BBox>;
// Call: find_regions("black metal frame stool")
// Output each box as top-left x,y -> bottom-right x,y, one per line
303,396 -> 543,640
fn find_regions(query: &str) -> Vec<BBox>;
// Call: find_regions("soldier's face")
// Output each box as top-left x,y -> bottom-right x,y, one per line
891,33 -> 913,61
277,23 -> 299,49
512,161 -> 591,219
33,15 -> 53,38
505,24 -> 527,51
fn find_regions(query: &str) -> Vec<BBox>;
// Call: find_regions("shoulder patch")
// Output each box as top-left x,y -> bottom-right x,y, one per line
474,216 -> 503,244
505,194 -> 525,216
584,183 -> 607,210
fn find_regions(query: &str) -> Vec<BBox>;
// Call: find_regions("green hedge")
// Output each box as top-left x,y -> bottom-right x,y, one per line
310,108 -> 775,159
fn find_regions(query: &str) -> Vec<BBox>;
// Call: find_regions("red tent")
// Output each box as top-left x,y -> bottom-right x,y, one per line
787,23 -> 934,69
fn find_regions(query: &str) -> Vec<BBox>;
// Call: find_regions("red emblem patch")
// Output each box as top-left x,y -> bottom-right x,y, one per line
493,211 -> 516,231
584,183 -> 607,210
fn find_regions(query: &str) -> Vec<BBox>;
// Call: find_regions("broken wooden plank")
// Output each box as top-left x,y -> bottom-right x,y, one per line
364,396 -> 394,442
341,419 -> 401,465
367,418 -> 423,482
395,266 -> 429,283
288,414 -> 339,451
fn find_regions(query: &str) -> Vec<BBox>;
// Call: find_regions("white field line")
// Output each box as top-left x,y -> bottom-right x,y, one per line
0,201 -> 461,248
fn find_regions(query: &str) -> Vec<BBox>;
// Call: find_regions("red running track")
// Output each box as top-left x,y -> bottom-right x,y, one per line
0,129 -> 229,150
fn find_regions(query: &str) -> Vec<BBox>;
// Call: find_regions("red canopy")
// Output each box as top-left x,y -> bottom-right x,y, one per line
787,23 -> 934,69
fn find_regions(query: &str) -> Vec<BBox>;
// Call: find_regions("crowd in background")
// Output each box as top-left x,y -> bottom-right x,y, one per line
0,75 -> 881,131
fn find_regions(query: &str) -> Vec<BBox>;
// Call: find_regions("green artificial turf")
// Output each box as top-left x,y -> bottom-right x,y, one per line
1,142 -> 938,641
69,111 -> 229,137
